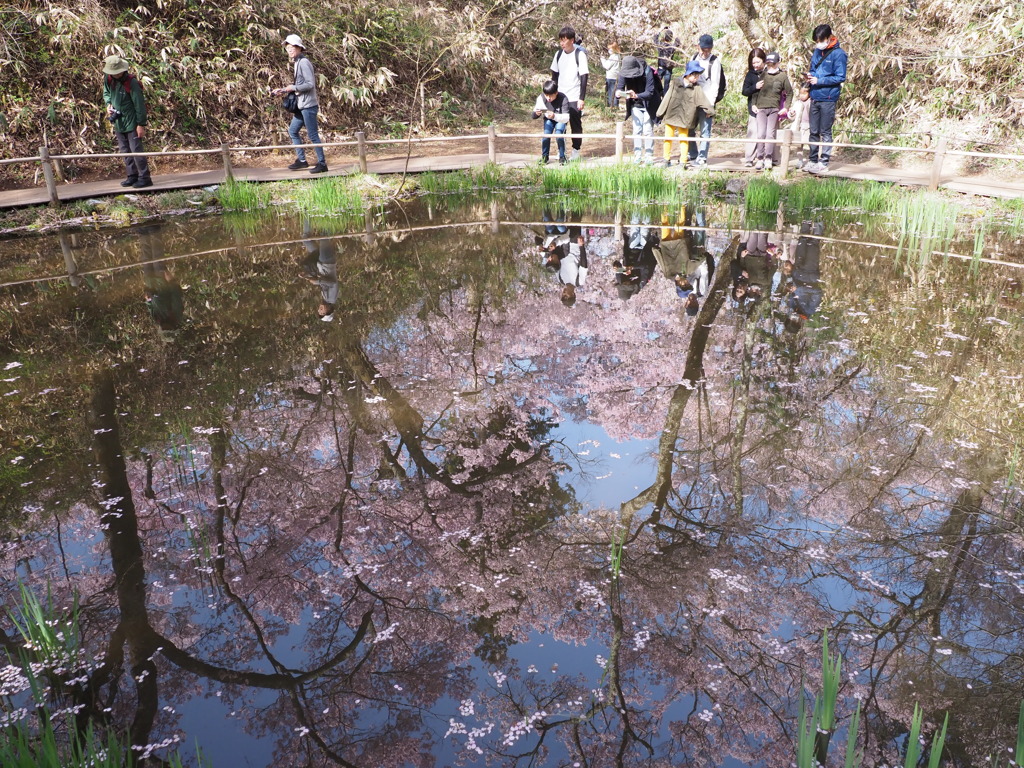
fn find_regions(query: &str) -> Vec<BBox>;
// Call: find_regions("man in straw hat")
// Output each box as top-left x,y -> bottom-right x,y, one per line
102,55 -> 152,188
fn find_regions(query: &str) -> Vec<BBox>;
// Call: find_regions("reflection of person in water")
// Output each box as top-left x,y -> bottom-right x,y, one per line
542,224 -> 587,306
617,215 -> 657,301
790,220 -> 823,318
655,204 -> 710,315
138,224 -> 183,342
299,222 -> 339,321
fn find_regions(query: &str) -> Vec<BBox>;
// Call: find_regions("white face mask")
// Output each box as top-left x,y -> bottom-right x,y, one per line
815,42 -> 828,50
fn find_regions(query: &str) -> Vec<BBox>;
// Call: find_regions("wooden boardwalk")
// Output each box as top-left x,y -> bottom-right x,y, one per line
2,149 -> 1023,210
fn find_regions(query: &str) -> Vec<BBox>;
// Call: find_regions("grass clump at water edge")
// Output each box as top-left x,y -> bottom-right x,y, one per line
216,179 -> 271,211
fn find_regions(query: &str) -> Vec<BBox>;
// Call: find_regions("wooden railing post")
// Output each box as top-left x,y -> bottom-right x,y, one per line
356,132 -> 368,174
778,129 -> 793,178
615,122 -> 624,163
39,146 -> 60,207
487,124 -> 497,164
929,135 -> 947,192
220,142 -> 233,181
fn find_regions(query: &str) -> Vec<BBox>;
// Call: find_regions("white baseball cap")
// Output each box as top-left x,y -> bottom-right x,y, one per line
284,34 -> 304,48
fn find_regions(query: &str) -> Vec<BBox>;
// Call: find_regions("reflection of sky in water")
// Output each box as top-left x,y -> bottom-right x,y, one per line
3,203 -> 1024,767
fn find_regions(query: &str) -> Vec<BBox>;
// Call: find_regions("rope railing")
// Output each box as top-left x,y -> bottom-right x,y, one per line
10,219 -> 1023,292
8,124 -> 1024,207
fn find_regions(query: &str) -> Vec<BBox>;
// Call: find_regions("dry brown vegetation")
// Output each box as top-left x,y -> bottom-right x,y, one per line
3,0 -> 1024,183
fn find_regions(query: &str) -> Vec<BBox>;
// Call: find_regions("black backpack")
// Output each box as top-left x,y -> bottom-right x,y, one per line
648,64 -> 664,115
692,53 -> 726,103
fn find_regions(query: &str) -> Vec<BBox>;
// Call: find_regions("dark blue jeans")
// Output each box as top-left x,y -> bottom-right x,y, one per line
289,106 -> 326,165
808,100 -> 837,165
542,118 -> 567,159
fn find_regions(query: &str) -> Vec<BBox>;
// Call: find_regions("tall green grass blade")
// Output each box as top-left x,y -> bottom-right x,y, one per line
926,712 -> 949,768
819,630 -> 841,731
904,703 -> 924,768
1016,698 -> 1024,765
796,691 -> 819,768
844,700 -> 862,768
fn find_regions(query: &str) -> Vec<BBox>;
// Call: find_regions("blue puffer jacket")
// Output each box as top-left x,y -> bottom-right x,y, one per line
809,42 -> 847,102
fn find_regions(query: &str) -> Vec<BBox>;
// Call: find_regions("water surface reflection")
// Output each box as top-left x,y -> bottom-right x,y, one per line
1,198 -> 1023,767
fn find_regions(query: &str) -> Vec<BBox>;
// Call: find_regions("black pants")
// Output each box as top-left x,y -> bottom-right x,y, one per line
568,106 -> 583,151
114,130 -> 151,182
808,100 -> 837,165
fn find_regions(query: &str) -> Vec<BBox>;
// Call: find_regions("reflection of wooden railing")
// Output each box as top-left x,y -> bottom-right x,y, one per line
6,217 -> 1022,292
7,127 -> 1024,207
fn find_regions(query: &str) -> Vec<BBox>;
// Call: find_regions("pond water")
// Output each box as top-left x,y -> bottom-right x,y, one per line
1,192 -> 1024,767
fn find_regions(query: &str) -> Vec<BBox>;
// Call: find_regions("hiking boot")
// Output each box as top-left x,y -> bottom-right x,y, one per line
309,163 -> 328,174
132,178 -> 153,189
120,178 -> 138,187
287,160 -> 309,170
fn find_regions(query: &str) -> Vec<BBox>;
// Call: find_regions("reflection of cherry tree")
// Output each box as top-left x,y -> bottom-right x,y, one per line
3,214 -> 1024,766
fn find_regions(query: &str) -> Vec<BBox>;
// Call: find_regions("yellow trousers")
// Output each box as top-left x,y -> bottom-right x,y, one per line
662,123 -> 694,162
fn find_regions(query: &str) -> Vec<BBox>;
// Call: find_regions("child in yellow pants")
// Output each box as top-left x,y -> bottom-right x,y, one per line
656,60 -> 715,167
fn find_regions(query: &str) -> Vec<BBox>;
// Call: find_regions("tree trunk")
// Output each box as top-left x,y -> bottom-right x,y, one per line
732,0 -> 774,49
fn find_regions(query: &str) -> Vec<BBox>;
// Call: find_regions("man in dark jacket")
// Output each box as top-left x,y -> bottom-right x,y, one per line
654,28 -> 677,92
102,55 -> 152,188
805,24 -> 848,175
615,56 -> 658,163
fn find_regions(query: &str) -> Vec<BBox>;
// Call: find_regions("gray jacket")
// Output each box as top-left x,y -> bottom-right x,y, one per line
293,55 -> 319,109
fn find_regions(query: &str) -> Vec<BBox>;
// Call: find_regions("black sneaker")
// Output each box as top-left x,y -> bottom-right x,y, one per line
287,160 -> 309,171
309,163 -> 328,174
539,155 -> 549,165
120,178 -> 138,187
132,178 -> 153,189
558,155 -> 567,166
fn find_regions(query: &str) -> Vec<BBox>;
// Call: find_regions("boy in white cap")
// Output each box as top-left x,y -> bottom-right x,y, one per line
272,34 -> 328,174
102,55 -> 152,188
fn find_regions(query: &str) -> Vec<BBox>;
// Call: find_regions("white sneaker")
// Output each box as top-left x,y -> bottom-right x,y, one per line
754,160 -> 763,170
808,162 -> 829,175
763,158 -> 772,170
570,149 -> 581,161
803,161 -> 822,173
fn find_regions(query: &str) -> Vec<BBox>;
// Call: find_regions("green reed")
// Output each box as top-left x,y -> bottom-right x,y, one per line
744,176 -> 781,213
784,178 -> 895,214
844,701 -> 862,768
294,176 -> 368,216
818,630 -> 841,732
889,192 -> 959,267
216,179 -> 271,211
7,581 -> 81,668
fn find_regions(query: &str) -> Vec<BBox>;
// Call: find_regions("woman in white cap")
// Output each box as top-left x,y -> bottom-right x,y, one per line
272,34 -> 327,174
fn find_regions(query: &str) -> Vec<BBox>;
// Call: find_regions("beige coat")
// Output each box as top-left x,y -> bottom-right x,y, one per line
656,77 -> 715,128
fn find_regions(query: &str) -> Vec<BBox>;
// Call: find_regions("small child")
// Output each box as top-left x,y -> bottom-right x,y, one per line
655,60 -> 714,167
532,79 -> 571,165
784,84 -> 812,168
751,52 -> 792,170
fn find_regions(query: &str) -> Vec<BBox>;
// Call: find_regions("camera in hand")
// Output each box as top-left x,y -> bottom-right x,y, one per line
107,109 -> 121,123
